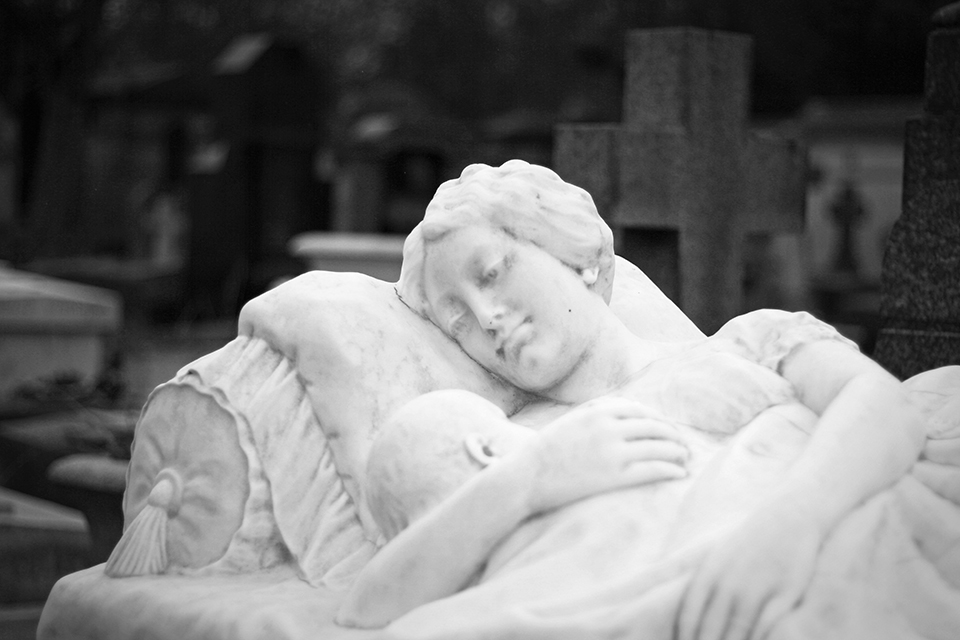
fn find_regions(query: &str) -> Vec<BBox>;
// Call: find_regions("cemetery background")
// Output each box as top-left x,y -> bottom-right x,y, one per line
0,0 -> 954,638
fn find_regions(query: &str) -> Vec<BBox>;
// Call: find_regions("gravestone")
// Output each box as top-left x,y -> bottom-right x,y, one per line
0,266 -> 121,411
555,28 -> 805,334
812,179 -> 880,353
829,180 -> 867,275
874,4 -> 960,379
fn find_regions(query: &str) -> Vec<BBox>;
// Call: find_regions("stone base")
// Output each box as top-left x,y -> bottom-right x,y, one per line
38,565 -> 365,640
873,322 -> 960,379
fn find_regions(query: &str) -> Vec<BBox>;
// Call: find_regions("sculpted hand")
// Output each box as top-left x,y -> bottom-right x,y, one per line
516,397 -> 689,514
677,502 -> 822,640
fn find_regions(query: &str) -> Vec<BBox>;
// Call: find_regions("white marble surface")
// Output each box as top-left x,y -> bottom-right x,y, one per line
39,565 -> 381,640
39,159 -> 960,639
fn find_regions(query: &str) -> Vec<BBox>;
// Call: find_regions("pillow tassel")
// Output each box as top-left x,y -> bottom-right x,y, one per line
104,472 -> 180,577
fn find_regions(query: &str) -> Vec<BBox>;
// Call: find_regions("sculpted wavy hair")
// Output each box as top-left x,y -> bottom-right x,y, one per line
396,159 -> 615,321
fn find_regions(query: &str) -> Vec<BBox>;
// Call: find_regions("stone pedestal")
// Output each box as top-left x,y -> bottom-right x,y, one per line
874,5 -> 960,379
288,232 -> 405,283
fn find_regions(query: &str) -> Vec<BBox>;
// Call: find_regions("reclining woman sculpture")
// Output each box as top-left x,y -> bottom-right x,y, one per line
335,160 -> 960,640
46,159 -> 960,640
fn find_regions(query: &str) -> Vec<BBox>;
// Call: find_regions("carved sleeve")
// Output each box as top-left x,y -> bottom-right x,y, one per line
716,309 -> 859,375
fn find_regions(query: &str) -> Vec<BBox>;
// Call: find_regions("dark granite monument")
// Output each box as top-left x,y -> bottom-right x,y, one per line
554,28 -> 806,334
874,3 -> 960,379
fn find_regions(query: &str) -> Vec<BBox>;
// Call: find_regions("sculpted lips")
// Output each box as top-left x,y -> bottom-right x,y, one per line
496,318 -> 533,361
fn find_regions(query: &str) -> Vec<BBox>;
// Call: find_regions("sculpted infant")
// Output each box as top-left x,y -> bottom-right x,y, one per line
69,159 -> 958,640
349,388 -> 690,623
363,389 -> 689,540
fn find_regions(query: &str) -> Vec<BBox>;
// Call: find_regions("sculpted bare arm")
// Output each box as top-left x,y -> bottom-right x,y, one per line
776,339 -> 926,529
679,339 -> 927,640
336,453 -> 533,629
337,398 -> 689,628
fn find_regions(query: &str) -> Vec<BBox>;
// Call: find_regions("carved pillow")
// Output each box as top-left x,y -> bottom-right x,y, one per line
122,381 -> 252,570
119,336 -> 367,584
609,256 -> 704,343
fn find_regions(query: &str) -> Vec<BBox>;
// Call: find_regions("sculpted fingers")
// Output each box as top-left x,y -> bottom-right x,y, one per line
677,574 -> 715,640
699,594 -> 734,640
614,417 -> 684,441
583,396 -> 670,421
622,438 -> 689,465
721,591 -> 771,640
676,505 -> 818,640
615,420 -> 689,486
750,560 -> 810,640
678,558 -> 747,640
614,402 -> 672,423
622,461 -> 687,485
752,594 -> 794,640
681,565 -> 781,640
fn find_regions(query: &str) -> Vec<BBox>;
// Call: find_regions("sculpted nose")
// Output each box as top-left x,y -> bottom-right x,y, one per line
477,305 -> 504,334
469,294 -> 506,337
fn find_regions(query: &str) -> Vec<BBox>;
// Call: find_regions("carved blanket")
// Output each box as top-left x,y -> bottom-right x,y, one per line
385,366 -> 960,640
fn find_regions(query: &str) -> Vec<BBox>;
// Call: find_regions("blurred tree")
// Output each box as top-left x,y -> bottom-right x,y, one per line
616,0 -> 946,114
0,0 -> 106,260
809,0 -> 940,97
0,0 -> 946,262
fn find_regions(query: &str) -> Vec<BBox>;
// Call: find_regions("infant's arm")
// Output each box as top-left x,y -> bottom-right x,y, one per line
336,398 -> 688,628
336,457 -> 532,628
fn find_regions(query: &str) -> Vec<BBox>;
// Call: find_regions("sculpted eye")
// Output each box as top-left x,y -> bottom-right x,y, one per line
480,256 -> 510,286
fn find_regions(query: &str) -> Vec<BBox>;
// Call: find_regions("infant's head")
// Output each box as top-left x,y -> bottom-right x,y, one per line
365,389 -> 532,540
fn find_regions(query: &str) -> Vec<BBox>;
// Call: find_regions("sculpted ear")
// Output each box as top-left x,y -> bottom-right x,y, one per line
464,434 -> 497,467
580,265 -> 600,286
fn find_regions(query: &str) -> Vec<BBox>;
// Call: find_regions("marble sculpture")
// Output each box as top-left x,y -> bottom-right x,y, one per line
40,160 -> 960,640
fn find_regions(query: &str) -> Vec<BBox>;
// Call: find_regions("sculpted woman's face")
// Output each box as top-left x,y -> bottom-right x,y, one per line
422,225 -> 605,394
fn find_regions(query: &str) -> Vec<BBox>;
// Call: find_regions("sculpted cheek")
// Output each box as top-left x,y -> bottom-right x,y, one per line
461,336 -> 499,370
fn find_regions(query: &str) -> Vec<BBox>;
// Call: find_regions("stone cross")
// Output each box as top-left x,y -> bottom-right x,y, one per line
873,3 -> 960,379
555,28 -> 805,334
829,181 -> 867,275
